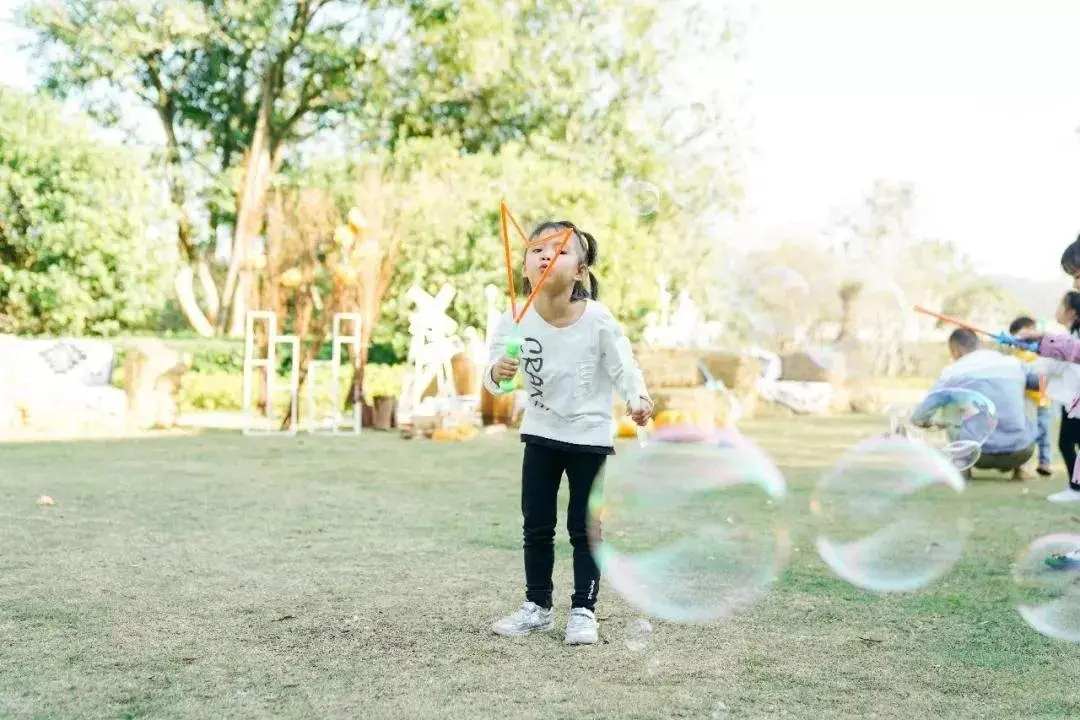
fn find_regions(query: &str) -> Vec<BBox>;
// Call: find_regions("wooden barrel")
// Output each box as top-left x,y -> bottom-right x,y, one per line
450,352 -> 478,396
480,387 -> 515,426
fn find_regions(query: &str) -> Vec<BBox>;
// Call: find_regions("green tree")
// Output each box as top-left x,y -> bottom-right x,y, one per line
941,281 -> 1026,332
0,88 -> 171,335
297,137 -> 677,360
22,0 -> 715,339
21,0 -> 401,336
827,181 -> 1022,375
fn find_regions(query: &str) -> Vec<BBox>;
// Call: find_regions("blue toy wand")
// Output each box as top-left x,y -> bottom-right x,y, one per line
913,305 -> 1038,352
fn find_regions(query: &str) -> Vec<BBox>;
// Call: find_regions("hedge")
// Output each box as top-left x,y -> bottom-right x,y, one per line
176,370 -> 382,415
109,335 -> 401,377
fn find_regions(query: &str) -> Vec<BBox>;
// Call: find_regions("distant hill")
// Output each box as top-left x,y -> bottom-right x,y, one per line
987,275 -> 1071,320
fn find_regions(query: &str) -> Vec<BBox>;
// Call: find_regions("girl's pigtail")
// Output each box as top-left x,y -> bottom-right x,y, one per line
587,270 -> 600,300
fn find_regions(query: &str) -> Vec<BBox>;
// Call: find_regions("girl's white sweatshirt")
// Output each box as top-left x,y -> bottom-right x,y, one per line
483,300 -> 649,448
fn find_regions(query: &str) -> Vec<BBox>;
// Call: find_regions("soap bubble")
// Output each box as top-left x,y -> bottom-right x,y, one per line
623,179 -> 660,216
912,388 -> 997,446
883,406 -> 983,471
624,618 -> 653,652
812,436 -> 968,592
941,440 -> 982,472
589,425 -> 788,623
1014,534 -> 1080,643
658,102 -> 717,156
698,361 -> 743,429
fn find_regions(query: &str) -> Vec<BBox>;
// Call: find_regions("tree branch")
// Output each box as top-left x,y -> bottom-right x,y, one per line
279,73 -> 317,134
285,0 -> 314,58
142,51 -> 170,110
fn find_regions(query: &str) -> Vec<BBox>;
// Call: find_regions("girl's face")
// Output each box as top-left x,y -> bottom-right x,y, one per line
1057,297 -> 1076,326
524,232 -> 586,296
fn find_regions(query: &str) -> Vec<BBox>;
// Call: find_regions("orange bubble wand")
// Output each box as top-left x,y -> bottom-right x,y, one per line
912,305 -> 1038,352
498,202 -> 575,390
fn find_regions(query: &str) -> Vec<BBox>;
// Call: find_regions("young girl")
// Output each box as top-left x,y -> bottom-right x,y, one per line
486,220 -> 652,645
1015,291 -> 1080,504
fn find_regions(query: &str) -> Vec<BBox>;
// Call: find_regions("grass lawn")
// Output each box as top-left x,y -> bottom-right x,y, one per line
1,416 -> 1079,719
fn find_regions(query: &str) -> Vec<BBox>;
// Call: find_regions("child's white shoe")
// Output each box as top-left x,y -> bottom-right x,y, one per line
1047,488 -> 1080,503
564,607 -> 598,645
491,602 -> 554,636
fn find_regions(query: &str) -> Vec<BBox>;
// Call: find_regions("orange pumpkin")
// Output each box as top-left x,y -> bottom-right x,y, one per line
653,410 -> 685,429
454,425 -> 477,440
616,416 -> 639,438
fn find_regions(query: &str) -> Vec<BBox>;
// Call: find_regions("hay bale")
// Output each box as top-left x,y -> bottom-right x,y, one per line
753,400 -> 797,419
652,387 -> 717,428
779,351 -> 842,383
698,352 -> 761,395
828,385 -> 852,414
650,386 -> 750,428
734,389 -> 760,420
846,381 -> 884,414
634,346 -> 701,388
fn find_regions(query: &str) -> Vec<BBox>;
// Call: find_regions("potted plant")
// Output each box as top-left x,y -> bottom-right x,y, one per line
363,363 -> 403,430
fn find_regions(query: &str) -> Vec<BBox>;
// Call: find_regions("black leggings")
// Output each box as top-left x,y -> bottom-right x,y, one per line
1059,407 -> 1080,490
520,442 -> 606,611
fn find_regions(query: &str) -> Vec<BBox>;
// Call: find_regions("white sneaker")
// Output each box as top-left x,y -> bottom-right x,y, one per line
491,602 -> 554,637
1048,488 -> 1080,504
564,607 -> 598,645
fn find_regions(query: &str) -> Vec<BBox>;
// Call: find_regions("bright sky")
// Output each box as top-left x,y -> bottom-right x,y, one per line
0,2 -> 31,90
2,0 -> 1078,283
737,0 -> 1080,282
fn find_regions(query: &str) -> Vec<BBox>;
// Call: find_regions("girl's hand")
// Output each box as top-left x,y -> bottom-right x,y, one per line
491,355 -> 520,383
628,396 -> 653,426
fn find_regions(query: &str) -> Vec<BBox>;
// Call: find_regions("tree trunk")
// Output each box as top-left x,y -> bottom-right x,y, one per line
835,281 -> 864,343
223,72 -> 278,337
158,105 -> 218,336
344,236 -> 402,412
174,267 -> 216,338
196,259 -> 220,323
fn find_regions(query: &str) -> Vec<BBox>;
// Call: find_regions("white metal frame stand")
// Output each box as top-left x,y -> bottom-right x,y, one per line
305,313 -> 363,435
243,311 -> 299,436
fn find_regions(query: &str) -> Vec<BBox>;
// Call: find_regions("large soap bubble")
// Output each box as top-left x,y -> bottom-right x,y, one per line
590,425 -> 788,622
812,435 -> 968,592
1014,534 -> 1080,643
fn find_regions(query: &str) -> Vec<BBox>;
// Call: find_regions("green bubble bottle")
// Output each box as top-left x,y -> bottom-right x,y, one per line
498,333 -> 523,392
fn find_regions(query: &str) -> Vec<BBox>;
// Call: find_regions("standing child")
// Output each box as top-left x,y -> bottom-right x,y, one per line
1014,291 -> 1080,503
486,220 -> 653,645
1050,292 -> 1080,499
1008,316 -> 1053,476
